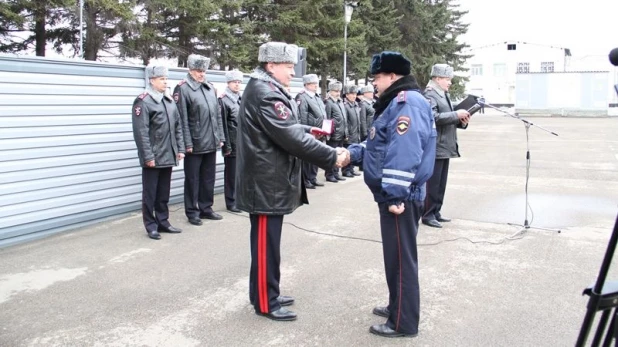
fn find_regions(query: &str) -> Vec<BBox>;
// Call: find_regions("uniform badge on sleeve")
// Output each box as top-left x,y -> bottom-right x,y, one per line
396,116 -> 410,135
134,106 -> 141,117
274,101 -> 290,120
369,126 -> 376,140
173,92 -> 179,103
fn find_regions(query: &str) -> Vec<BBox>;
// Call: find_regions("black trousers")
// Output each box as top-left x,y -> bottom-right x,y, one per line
183,151 -> 217,218
249,214 -> 284,314
141,167 -> 173,232
224,156 -> 236,208
379,200 -> 422,335
325,139 -> 343,179
423,158 -> 450,221
302,160 -> 318,184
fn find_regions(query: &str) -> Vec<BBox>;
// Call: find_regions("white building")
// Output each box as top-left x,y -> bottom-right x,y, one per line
462,41 -> 569,105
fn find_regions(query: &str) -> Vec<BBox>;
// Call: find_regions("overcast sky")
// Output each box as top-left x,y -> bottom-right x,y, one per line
457,0 -> 618,58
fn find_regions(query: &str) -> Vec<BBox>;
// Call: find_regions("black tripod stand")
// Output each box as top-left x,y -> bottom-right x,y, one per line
576,214 -> 618,347
481,103 -> 561,238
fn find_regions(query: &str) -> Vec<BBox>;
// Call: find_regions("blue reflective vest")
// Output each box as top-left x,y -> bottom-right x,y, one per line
349,90 -> 437,204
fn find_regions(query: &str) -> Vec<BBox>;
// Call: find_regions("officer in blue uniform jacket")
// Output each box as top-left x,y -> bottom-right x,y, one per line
348,51 -> 437,338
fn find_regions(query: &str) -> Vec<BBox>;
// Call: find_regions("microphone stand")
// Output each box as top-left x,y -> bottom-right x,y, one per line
481,103 -> 562,238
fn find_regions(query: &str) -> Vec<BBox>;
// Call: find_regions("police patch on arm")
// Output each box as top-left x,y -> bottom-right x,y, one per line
274,101 -> 291,120
396,116 -> 410,135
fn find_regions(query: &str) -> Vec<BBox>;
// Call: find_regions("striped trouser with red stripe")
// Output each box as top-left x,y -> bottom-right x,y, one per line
378,200 -> 422,335
249,214 -> 284,314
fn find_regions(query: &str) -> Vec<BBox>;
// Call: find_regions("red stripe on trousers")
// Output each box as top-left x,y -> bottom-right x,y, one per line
258,215 -> 269,313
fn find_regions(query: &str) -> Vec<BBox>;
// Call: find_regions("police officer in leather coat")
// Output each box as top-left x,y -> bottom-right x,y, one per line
132,66 -> 185,240
174,54 -> 226,226
235,42 -> 349,322
295,73 -> 327,189
323,81 -> 348,183
219,69 -> 244,213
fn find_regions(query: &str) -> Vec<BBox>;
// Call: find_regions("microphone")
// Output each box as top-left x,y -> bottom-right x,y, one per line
610,48 -> 618,66
611,48 -> 618,97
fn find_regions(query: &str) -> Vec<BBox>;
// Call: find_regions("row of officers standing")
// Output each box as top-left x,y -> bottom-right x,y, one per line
130,55 -> 383,241
295,75 -> 375,186
131,41 -> 470,338
131,55 -> 245,240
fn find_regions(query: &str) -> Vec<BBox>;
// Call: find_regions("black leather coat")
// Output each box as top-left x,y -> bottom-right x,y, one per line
131,91 -> 185,168
173,75 -> 225,154
235,68 -> 337,215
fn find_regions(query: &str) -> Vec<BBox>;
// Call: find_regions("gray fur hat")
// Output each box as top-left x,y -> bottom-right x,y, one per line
258,42 -> 298,64
145,65 -> 168,86
359,85 -> 374,94
303,74 -> 319,84
343,85 -> 358,95
430,64 -> 454,78
225,69 -> 243,82
187,54 -> 210,71
328,81 -> 342,92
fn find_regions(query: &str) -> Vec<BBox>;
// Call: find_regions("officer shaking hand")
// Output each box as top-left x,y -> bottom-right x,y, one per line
348,51 -> 437,338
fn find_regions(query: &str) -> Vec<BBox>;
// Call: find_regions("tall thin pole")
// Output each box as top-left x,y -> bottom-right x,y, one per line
79,0 -> 84,58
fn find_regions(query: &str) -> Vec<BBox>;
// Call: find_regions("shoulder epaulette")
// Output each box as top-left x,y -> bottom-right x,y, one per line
178,80 -> 186,86
425,86 -> 433,91
219,93 -> 225,99
397,90 -> 406,103
137,92 -> 148,100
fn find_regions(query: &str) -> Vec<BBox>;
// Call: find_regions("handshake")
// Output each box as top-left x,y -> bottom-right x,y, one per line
335,147 -> 350,168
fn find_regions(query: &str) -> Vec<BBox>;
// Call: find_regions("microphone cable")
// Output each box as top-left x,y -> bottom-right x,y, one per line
222,210 -> 529,246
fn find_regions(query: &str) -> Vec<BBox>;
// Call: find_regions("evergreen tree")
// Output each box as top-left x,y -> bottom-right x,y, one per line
119,0 -> 170,65
160,0 -> 219,67
355,0 -> 402,82
265,0 -> 367,96
395,0 -> 471,97
0,0 -> 73,56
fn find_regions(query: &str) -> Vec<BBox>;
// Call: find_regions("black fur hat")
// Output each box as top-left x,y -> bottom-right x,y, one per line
369,51 -> 411,76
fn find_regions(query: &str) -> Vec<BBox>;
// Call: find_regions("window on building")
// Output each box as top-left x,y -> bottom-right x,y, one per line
541,62 -> 555,73
507,44 -> 517,50
517,62 -> 530,73
493,63 -> 507,77
471,64 -> 483,76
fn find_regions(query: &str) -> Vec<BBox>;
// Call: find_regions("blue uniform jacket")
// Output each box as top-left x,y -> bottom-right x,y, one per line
349,90 -> 437,205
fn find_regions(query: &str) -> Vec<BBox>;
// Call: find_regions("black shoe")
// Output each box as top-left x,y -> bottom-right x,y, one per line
335,176 -> 346,181
227,206 -> 241,213
251,295 -> 295,306
278,295 -> 295,306
311,180 -> 325,187
369,324 -> 417,338
158,225 -> 182,233
372,306 -> 389,318
352,171 -> 361,176
256,307 -> 297,321
422,219 -> 442,228
436,216 -> 451,222
343,172 -> 354,178
326,177 -> 338,183
305,183 -> 316,189
188,218 -> 203,226
200,212 -> 223,220
147,230 -> 161,240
